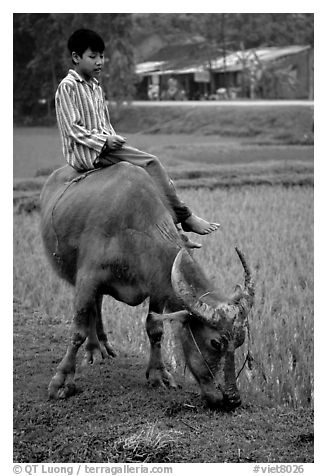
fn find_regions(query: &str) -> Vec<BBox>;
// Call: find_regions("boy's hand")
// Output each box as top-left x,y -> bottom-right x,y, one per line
106,134 -> 126,150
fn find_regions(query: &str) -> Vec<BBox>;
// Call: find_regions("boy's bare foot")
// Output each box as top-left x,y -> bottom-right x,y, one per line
182,214 -> 220,235
180,233 -> 202,249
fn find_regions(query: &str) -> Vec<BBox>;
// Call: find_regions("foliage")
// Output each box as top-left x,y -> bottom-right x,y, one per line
13,13 -> 135,122
13,13 -> 313,123
133,13 -> 313,50
221,13 -> 313,49
103,14 -> 136,104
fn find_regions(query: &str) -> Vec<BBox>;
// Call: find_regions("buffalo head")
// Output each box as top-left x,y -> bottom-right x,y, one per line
161,247 -> 254,410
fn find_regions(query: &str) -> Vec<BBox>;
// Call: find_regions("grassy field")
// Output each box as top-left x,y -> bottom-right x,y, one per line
13,107 -> 314,462
13,104 -> 313,179
110,104 -> 314,143
13,184 -> 313,408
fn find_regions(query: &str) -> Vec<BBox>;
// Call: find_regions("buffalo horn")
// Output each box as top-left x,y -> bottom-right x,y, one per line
171,249 -> 225,326
234,247 -> 255,319
171,248 -> 254,327
229,284 -> 244,303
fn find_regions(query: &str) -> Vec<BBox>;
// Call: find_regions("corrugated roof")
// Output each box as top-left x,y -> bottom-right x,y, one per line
136,45 -> 311,76
210,45 -> 311,72
135,58 -> 206,76
135,61 -> 166,74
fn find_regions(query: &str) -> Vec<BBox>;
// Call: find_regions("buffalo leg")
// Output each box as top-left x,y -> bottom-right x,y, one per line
145,308 -> 177,388
48,275 -> 97,399
82,294 -> 116,365
95,295 -> 117,358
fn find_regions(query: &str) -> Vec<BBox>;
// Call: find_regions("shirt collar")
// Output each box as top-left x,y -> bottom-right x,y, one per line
68,69 -> 99,88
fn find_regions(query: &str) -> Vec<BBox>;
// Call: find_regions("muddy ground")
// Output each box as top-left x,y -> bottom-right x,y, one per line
13,300 -> 313,464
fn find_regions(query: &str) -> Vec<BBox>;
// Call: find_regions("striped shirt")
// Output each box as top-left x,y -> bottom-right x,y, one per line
55,69 -> 116,171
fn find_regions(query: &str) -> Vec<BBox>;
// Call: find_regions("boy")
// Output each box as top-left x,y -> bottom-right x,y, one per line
55,29 -> 219,246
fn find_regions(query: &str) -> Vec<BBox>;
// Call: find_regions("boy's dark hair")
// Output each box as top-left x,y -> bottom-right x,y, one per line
67,29 -> 105,61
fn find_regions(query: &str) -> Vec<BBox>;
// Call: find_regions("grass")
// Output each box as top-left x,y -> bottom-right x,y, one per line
13,185 -> 313,409
12,110 -> 314,463
13,120 -> 313,214
13,103 -> 313,178
112,424 -> 182,463
13,107 -> 314,409
110,104 -> 314,144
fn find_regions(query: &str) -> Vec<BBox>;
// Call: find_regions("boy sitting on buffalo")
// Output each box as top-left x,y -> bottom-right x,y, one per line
55,29 -> 219,247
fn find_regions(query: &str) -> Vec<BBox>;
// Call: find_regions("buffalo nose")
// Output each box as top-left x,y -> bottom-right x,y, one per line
223,393 -> 242,410
204,394 -> 223,408
204,392 -> 241,411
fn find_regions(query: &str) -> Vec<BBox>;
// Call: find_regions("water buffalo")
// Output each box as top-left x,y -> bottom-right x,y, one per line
40,162 -> 254,409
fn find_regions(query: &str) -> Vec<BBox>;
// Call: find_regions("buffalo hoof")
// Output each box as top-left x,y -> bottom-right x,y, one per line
82,341 -> 116,367
100,340 -> 117,358
57,383 -> 76,399
146,367 -> 177,389
48,373 -> 77,400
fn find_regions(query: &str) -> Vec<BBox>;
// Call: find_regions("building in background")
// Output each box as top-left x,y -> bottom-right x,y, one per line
135,44 -> 313,100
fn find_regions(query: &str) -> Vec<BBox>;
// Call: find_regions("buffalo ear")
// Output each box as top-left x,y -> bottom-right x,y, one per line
162,310 -> 189,323
150,310 -> 189,323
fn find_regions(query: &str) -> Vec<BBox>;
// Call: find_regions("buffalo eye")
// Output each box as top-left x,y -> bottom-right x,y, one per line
210,338 -> 222,352
211,337 -> 228,353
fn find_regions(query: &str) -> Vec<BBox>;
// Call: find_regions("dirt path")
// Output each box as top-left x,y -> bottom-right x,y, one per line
13,303 -> 313,463
128,100 -> 314,107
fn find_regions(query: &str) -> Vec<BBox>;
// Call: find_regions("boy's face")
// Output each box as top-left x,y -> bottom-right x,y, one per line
72,47 -> 104,81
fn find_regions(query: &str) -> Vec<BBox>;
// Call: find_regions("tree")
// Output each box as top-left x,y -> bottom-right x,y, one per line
14,13 -> 313,122
98,14 -> 136,103
191,13 -> 313,50
13,13 -> 135,123
14,13 -> 68,122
